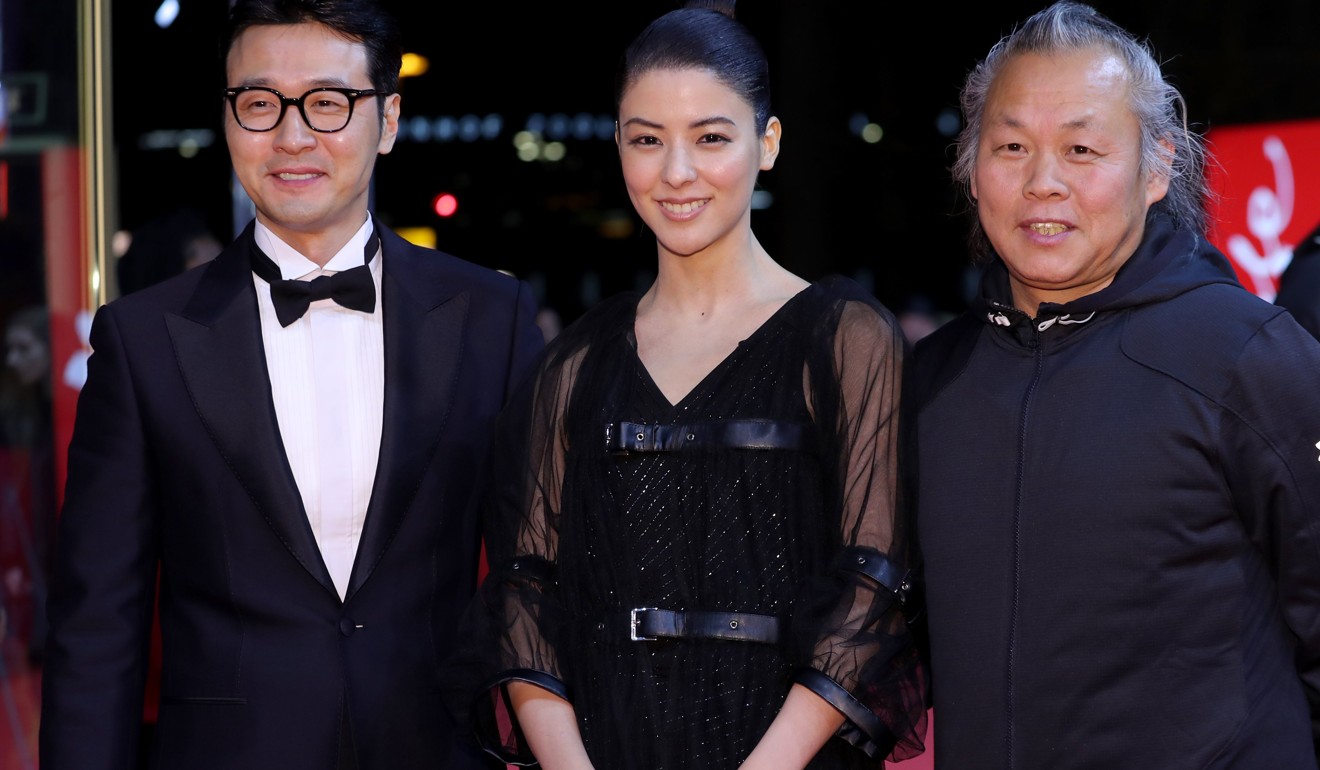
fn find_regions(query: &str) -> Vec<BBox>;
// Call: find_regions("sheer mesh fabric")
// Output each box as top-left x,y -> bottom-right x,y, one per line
445,276 -> 928,768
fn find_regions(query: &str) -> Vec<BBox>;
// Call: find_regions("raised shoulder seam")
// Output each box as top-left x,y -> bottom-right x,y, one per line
1119,284 -> 1284,403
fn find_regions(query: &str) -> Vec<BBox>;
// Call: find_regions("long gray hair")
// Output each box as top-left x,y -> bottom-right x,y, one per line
951,1 -> 1211,261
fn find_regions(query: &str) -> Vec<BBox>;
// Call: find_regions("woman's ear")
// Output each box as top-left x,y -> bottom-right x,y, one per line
760,116 -> 782,171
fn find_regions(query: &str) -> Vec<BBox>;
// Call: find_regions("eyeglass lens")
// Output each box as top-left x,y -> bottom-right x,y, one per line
232,88 -> 360,132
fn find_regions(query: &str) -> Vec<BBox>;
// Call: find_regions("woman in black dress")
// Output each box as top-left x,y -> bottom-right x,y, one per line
447,2 -> 929,767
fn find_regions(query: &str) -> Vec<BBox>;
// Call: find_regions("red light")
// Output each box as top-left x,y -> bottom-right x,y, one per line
432,193 -> 458,218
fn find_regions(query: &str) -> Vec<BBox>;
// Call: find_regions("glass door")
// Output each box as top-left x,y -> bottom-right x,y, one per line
1,0 -> 110,767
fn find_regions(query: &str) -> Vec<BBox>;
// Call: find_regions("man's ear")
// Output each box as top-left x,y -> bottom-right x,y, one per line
378,93 -> 402,155
1145,135 -> 1174,207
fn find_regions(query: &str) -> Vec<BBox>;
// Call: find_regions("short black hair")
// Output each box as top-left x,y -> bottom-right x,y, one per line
221,0 -> 403,99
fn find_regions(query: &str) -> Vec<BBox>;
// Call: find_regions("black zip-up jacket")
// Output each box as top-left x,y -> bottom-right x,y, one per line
913,212 -> 1320,769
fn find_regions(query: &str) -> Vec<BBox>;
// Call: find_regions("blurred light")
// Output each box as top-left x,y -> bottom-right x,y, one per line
434,116 -> 456,141
936,107 -> 961,138
179,137 -> 201,158
596,115 -> 616,140
458,114 -> 481,142
579,271 -> 602,309
395,227 -> 436,248
400,53 -> 429,79
542,141 -> 566,162
572,113 -> 595,140
0,82 -> 8,145
154,0 -> 179,29
482,114 -> 503,140
547,113 -> 569,140
849,112 -> 870,136
751,190 -> 773,210
432,193 -> 459,218
525,113 -> 546,136
112,229 -> 132,258
139,128 -> 216,152
599,211 -> 635,240
517,143 -> 540,162
861,123 -> 884,144
513,130 -> 538,150
408,116 -> 431,141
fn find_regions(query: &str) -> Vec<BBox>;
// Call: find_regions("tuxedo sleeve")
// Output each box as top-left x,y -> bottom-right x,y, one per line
505,279 -> 546,404
40,303 -> 161,770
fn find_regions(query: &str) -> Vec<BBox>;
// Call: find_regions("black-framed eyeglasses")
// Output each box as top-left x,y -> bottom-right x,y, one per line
223,86 -> 385,133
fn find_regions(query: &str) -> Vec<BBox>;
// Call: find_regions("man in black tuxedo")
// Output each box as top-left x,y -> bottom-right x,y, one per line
38,0 -> 543,767
1275,220 -> 1320,343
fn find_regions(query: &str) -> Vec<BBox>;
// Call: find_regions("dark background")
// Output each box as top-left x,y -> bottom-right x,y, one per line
110,0 -> 1320,324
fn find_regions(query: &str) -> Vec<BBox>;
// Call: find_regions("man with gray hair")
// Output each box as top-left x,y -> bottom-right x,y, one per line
912,2 -> 1320,767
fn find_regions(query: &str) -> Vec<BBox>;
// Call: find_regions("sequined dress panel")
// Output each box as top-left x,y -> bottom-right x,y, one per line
451,277 -> 928,769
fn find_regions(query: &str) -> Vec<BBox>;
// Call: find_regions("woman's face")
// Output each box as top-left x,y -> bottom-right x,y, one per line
5,324 -> 49,387
616,67 -> 779,260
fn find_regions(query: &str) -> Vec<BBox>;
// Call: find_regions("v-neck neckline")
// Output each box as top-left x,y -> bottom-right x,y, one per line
627,284 -> 815,411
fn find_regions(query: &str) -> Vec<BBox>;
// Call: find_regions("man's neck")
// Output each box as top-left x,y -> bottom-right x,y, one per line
255,214 -> 372,268
254,216 -> 374,275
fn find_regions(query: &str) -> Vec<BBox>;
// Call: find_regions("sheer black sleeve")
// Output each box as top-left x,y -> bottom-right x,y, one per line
791,278 -> 930,761
442,298 -> 629,764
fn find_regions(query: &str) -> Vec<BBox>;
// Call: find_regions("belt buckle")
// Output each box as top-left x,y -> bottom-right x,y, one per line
630,607 -> 658,641
605,423 -> 631,457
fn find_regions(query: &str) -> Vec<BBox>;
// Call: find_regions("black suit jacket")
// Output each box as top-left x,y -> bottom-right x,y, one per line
39,222 -> 544,770
1275,226 -> 1320,343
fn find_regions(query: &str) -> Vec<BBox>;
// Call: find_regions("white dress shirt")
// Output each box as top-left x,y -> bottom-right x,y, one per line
252,218 -> 384,599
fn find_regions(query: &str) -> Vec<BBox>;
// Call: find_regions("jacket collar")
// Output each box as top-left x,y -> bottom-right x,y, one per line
971,210 -> 1241,339
167,220 -> 469,603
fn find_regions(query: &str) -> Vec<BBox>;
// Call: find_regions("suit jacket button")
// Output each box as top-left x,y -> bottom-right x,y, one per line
339,618 -> 358,637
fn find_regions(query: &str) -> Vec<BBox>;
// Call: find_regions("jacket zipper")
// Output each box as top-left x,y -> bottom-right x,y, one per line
1006,322 -> 1045,770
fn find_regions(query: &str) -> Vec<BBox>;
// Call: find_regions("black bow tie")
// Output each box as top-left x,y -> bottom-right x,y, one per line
249,229 -> 380,327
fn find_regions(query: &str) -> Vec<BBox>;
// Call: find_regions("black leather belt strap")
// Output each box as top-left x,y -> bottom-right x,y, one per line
605,419 -> 815,455
506,554 -> 556,586
840,546 -> 912,606
627,608 -> 782,644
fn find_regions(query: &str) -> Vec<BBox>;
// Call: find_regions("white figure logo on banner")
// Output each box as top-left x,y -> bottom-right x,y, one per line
1226,136 -> 1295,301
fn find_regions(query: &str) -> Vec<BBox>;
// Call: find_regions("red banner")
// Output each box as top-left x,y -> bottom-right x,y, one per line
42,145 -> 91,511
1206,119 -> 1320,301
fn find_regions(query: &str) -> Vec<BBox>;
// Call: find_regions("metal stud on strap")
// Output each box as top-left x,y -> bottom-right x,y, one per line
842,547 -> 912,605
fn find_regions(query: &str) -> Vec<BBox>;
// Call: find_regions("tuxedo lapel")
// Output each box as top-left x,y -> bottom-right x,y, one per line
347,230 -> 468,600
166,225 -> 338,596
